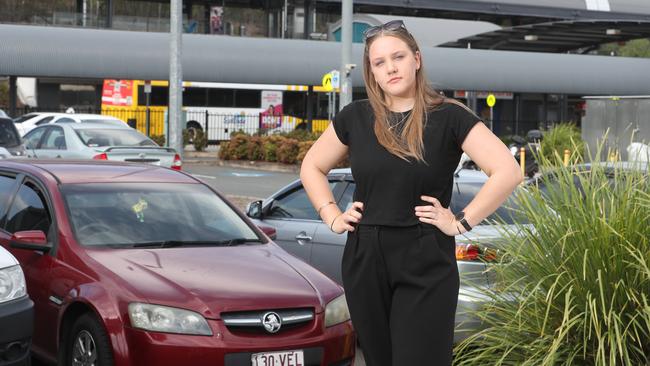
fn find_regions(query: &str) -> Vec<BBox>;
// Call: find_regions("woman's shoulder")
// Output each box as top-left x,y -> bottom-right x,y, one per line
337,99 -> 372,121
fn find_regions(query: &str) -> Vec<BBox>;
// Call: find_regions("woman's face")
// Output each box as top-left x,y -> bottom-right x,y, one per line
368,35 -> 420,100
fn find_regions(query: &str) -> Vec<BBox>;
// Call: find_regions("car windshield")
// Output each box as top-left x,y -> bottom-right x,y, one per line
0,120 -> 21,147
74,128 -> 157,147
62,183 -> 261,247
450,181 -> 529,225
80,119 -> 125,125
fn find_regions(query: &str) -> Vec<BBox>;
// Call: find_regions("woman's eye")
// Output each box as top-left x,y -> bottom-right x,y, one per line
394,55 -> 404,60
375,61 -> 384,67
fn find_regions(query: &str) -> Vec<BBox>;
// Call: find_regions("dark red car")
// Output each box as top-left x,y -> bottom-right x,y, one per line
0,160 -> 355,366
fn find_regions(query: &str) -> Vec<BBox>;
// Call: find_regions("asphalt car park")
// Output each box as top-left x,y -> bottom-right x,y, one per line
0,160 -> 355,366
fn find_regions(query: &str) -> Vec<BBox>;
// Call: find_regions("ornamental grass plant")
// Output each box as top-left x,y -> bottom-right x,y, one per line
454,145 -> 650,365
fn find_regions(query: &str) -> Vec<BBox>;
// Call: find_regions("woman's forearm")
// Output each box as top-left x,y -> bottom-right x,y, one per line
300,163 -> 342,226
461,166 -> 523,229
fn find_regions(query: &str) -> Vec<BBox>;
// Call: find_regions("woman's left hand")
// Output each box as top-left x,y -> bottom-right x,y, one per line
414,195 -> 461,237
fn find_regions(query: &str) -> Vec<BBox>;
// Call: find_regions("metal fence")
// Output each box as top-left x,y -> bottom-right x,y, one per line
3,106 -> 322,145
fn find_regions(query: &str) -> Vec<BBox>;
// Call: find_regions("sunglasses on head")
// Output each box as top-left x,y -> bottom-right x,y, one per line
363,20 -> 407,41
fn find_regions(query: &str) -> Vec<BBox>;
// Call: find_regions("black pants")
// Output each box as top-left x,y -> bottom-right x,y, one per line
342,224 -> 459,366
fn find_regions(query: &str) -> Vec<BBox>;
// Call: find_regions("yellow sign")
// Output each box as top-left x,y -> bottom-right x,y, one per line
322,73 -> 333,91
486,94 -> 496,107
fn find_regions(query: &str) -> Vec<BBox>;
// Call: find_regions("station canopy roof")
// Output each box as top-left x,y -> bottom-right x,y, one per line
440,19 -> 650,53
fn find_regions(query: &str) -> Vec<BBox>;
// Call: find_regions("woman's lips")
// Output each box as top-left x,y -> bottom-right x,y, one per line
388,77 -> 402,84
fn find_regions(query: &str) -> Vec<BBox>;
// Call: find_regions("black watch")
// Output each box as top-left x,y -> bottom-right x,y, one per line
454,211 -> 472,232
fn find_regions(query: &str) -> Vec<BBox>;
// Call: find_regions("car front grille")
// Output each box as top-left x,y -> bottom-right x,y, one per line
221,308 -> 314,334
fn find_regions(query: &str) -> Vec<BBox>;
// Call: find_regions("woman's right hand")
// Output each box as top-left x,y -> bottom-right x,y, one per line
331,201 -> 364,234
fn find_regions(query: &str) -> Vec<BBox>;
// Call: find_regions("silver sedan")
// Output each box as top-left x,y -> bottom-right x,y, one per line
247,168 -> 527,343
23,122 -> 182,169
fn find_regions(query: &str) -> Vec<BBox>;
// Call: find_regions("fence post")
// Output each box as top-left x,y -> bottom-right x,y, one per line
520,147 -> 526,184
204,110 -> 209,142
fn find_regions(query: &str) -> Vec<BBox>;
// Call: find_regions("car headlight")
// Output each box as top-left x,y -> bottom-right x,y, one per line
128,302 -> 212,336
324,294 -> 350,327
0,265 -> 27,304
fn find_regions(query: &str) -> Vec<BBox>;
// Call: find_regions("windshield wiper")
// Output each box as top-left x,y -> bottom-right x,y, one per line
131,239 -> 262,248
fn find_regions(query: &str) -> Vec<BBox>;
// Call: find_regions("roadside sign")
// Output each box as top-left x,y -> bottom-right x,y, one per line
487,94 -> 496,107
322,73 -> 333,91
144,80 -> 152,94
331,70 -> 340,89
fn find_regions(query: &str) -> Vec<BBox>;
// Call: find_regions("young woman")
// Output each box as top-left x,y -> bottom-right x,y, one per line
300,20 -> 522,365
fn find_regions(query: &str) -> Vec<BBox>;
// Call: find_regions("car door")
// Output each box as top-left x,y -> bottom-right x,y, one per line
35,126 -> 68,159
0,176 -> 58,355
23,126 -> 48,158
261,180 -> 345,263
310,178 -> 354,284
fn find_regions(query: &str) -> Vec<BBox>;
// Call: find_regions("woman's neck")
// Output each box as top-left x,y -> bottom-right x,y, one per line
387,95 -> 415,112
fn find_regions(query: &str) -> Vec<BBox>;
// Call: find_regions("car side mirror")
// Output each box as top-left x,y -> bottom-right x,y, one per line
246,200 -> 264,219
10,230 -> 51,253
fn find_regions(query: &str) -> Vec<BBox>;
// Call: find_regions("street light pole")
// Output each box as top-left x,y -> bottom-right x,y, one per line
339,0 -> 353,111
169,0 -> 183,156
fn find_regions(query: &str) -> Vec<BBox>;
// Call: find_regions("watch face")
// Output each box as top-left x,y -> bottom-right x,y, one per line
454,211 -> 465,221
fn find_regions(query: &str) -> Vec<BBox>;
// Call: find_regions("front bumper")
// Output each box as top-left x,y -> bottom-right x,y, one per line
121,316 -> 355,366
0,296 -> 33,366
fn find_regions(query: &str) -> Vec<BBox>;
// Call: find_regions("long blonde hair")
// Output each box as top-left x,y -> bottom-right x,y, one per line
363,27 -> 474,162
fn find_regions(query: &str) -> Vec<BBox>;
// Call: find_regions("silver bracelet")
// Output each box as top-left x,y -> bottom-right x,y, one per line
330,214 -> 342,232
317,201 -> 336,216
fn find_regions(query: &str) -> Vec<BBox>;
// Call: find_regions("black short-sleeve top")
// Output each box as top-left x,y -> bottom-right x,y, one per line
333,100 -> 482,227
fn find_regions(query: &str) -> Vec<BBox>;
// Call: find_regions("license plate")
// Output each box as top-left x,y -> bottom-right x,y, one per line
251,350 -> 304,366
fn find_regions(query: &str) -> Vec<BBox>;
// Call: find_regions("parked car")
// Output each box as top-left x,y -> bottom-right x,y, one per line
246,168 -> 528,343
22,122 -> 182,170
0,160 -> 355,366
0,109 -> 9,118
13,113 -> 126,136
0,238 -> 33,366
0,117 -> 27,158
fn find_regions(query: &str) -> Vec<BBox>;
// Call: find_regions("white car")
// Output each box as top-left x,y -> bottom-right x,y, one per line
0,243 -> 33,365
13,112 -> 127,136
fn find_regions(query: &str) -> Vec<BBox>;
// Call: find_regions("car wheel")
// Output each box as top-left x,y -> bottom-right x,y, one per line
66,313 -> 113,366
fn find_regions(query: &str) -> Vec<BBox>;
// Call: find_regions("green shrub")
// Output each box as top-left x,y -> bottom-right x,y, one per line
540,123 -> 585,166
192,129 -> 208,152
262,135 -> 285,162
247,136 -> 264,161
150,134 -> 166,146
230,129 -> 250,137
280,129 -> 322,142
218,141 -> 231,160
182,129 -> 191,146
276,138 -> 300,164
297,141 -> 314,162
228,134 -> 250,160
454,149 -> 650,365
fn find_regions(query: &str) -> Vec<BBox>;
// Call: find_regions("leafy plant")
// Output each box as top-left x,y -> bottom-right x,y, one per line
192,129 -> 208,152
539,123 -> 585,167
454,149 -> 650,365
150,134 -> 166,146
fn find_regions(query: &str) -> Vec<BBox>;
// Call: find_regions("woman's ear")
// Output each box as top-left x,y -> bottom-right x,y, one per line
415,50 -> 421,71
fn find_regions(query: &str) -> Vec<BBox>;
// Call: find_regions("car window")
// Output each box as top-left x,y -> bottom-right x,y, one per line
13,114 -> 38,123
62,183 -> 260,246
5,181 -> 52,237
35,116 -> 55,126
23,127 -> 47,149
0,119 -> 21,147
40,127 -> 67,150
338,182 -> 355,212
0,175 -> 17,221
74,129 -> 156,147
451,182 -> 528,225
55,117 -> 76,124
268,182 -> 337,220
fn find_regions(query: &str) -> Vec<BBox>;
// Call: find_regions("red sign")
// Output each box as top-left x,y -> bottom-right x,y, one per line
102,80 -> 134,106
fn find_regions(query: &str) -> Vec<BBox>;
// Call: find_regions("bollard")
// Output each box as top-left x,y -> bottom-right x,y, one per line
563,149 -> 570,167
520,147 -> 526,183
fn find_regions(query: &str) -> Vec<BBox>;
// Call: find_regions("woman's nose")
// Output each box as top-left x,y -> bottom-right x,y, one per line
386,61 -> 397,74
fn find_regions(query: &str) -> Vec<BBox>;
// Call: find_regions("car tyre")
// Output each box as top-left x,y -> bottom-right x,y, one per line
186,121 -> 202,143
66,313 -> 113,366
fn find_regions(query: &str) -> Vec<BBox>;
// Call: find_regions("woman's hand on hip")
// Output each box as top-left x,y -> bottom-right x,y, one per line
332,201 -> 364,234
415,195 -> 459,237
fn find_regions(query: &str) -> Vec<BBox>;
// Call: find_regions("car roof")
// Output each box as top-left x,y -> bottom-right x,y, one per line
65,114 -> 122,120
0,160 -> 197,184
66,122 -> 133,130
